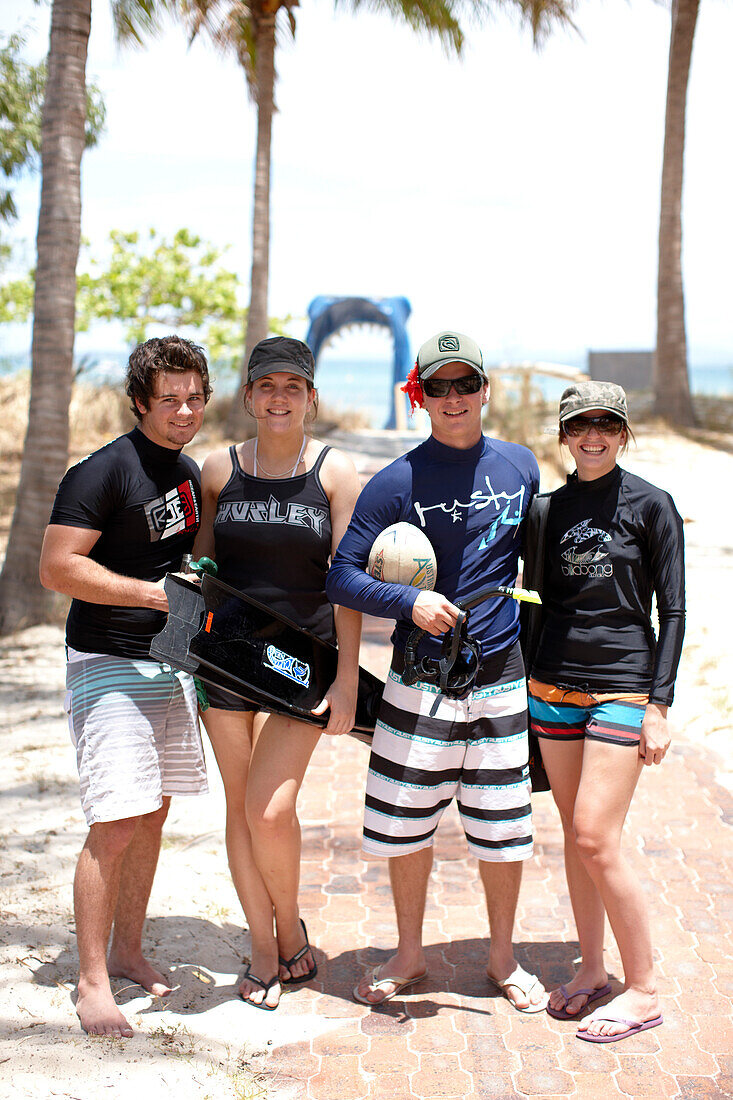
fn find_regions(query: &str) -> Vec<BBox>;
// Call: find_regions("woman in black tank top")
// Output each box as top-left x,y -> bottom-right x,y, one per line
193,337 -> 362,1009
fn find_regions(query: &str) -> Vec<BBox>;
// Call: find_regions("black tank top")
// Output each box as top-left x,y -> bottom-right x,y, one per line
213,444 -> 336,643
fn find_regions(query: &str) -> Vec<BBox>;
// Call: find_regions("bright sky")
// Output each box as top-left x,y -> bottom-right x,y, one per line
2,0 -> 732,366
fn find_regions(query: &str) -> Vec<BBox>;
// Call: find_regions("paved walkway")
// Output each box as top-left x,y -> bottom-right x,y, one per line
254,616 -> 733,1100
5,431 -> 727,1098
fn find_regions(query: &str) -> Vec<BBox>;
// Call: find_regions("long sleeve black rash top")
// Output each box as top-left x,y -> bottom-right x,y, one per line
531,465 -> 685,705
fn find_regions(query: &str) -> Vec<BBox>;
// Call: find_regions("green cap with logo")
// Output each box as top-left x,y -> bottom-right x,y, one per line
417,331 -> 486,380
559,380 -> 629,423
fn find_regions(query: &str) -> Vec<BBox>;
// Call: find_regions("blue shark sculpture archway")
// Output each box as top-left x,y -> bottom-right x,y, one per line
306,296 -> 412,429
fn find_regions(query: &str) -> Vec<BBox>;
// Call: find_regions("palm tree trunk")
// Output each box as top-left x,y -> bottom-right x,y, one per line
654,0 -> 699,426
0,0 -> 90,635
227,7 -> 277,438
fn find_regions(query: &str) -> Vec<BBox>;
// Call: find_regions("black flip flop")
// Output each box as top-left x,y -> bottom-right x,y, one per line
279,918 -> 318,985
238,967 -> 280,1010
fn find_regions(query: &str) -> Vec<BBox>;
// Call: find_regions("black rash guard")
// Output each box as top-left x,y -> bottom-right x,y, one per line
49,427 -> 201,659
531,466 -> 685,705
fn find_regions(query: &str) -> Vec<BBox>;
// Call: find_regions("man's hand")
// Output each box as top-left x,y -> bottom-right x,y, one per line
411,591 -> 461,636
638,703 -> 670,766
40,524 -> 172,611
144,578 -> 170,613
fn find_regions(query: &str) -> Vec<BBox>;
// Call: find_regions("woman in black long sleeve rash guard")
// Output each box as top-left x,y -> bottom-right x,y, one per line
525,382 -> 684,1044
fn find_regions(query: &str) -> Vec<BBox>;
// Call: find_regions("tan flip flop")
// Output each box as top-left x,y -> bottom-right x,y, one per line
487,965 -> 549,1013
353,966 -> 427,1006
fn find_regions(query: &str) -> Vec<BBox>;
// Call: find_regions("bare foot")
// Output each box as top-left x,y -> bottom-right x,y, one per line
578,988 -> 661,1038
354,949 -> 426,1006
107,951 -> 173,997
76,981 -> 134,1038
548,966 -> 609,1016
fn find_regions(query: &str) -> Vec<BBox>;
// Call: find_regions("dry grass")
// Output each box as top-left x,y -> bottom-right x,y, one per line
0,377 -> 136,551
1,373 -> 135,465
1,373 -> 731,551
0,377 -> 372,553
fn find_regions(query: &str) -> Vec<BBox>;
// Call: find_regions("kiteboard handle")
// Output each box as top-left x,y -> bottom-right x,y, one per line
188,556 -> 219,577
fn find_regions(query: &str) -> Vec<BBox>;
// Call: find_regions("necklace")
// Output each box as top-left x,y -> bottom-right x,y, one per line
253,436 -> 307,479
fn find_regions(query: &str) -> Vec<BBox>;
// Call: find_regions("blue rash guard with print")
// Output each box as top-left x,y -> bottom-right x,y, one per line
326,434 -> 539,659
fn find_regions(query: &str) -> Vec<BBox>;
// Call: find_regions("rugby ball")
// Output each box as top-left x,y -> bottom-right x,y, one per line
367,522 -> 437,590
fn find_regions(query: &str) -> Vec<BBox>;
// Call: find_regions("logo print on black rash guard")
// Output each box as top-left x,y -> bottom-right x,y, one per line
560,518 -> 613,577
144,480 -> 199,541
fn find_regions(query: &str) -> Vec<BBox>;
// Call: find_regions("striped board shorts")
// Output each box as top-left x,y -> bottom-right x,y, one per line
363,642 -> 532,863
65,652 -> 208,826
528,679 -> 649,747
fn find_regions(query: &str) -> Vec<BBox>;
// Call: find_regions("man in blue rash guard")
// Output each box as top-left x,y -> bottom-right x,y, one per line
326,331 -> 544,1011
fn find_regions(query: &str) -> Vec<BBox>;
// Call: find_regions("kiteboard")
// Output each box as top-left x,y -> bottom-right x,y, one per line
150,573 -> 383,743
150,574 -> 205,675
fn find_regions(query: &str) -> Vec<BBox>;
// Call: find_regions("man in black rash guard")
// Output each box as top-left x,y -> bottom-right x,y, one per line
39,336 -> 211,1038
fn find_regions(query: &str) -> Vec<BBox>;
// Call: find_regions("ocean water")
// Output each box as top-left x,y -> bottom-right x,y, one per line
2,351 -> 731,428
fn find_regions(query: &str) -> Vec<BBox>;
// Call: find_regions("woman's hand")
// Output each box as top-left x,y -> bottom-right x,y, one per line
639,702 -> 670,766
311,675 -> 358,736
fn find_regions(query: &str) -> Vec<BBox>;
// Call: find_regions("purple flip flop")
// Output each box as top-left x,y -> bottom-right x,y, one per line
547,982 -> 612,1020
576,1011 -> 664,1043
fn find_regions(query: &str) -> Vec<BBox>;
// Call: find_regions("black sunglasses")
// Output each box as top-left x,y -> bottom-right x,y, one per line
563,414 -> 625,437
422,374 -> 484,398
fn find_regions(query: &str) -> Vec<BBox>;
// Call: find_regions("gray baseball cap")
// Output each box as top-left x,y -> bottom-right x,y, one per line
417,331 -> 486,380
559,380 -> 628,423
247,336 -> 315,384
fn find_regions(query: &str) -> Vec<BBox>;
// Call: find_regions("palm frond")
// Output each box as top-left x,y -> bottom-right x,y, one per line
495,0 -> 578,45
339,0 -> 464,53
337,0 -> 576,52
111,0 -> 179,45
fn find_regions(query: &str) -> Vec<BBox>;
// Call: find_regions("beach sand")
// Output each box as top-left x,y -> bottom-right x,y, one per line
0,427 -> 730,1098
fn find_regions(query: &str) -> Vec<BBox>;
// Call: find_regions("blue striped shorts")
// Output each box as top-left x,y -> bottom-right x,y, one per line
528,679 -> 649,747
363,643 -> 532,863
65,653 -> 208,826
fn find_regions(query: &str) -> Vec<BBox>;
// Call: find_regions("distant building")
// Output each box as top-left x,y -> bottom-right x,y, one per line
587,350 -> 652,391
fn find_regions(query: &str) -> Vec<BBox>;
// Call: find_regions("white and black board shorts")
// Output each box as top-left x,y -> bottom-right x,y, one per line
65,649 -> 208,826
363,641 -> 532,862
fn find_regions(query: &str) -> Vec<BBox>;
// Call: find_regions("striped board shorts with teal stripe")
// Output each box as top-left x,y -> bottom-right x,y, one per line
65,653 -> 208,826
528,679 -> 649,748
363,642 -> 532,863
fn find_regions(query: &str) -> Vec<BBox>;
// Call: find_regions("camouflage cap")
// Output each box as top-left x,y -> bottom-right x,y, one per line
417,331 -> 487,380
559,380 -> 628,423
